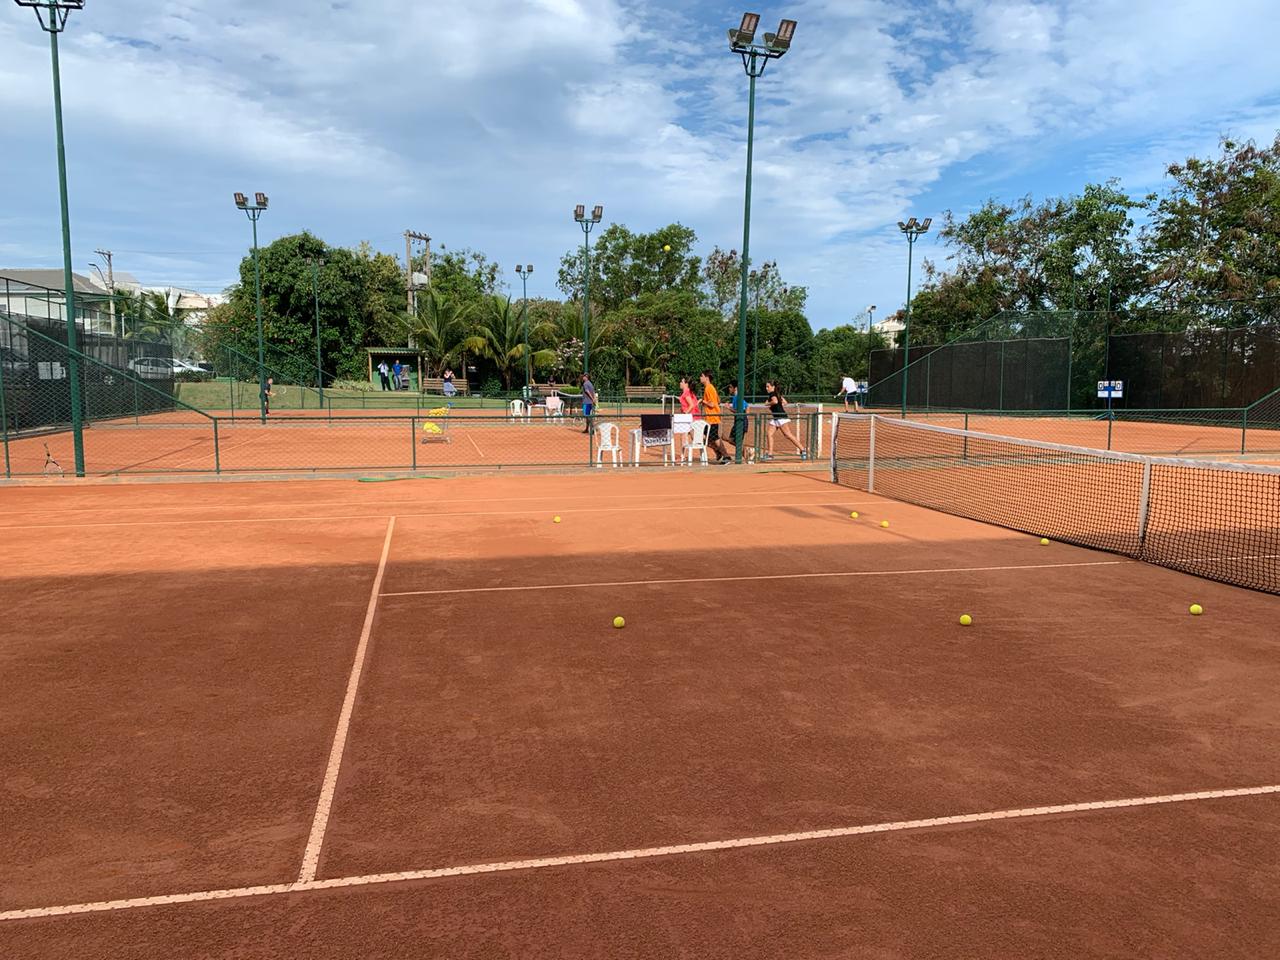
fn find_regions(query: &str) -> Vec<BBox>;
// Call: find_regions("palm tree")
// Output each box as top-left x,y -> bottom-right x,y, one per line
622,334 -> 669,387
464,295 -> 556,389
552,304 -> 614,379
402,288 -> 473,376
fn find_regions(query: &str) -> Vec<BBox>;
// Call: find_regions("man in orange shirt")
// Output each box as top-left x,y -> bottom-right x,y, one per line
699,370 -> 731,464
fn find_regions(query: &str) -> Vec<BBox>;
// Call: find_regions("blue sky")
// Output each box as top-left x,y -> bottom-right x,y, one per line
2,0 -> 1279,331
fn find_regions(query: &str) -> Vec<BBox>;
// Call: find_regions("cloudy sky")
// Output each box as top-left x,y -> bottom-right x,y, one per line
2,0 -> 1278,329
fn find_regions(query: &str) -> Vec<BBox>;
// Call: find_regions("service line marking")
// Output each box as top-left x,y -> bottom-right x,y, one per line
3,784 -> 1276,922
296,516 -> 396,883
0,500 -> 883,532
381,559 -> 1131,598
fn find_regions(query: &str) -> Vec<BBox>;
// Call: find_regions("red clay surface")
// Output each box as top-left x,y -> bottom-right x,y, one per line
1,470 -> 1278,958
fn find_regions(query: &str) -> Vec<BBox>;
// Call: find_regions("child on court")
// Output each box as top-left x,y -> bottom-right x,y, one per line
763,379 -> 807,460
674,376 -> 701,459
723,381 -> 751,462
698,371 -> 731,464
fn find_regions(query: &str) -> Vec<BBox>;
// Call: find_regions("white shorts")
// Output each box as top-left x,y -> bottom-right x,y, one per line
770,417 -> 790,428
673,413 -> 695,435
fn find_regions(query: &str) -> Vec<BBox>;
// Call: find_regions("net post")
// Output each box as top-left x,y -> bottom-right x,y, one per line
411,417 -> 418,471
213,418 -> 221,475
828,412 -> 839,483
1137,460 -> 1152,548
867,415 -> 877,493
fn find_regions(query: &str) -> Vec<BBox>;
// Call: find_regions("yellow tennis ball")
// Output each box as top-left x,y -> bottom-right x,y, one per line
613,616 -> 625,628
1040,538 -> 1050,545
553,516 -> 562,523
849,511 -> 859,519
1189,603 -> 1203,616
959,614 -> 972,626
880,520 -> 890,528
662,244 -> 671,252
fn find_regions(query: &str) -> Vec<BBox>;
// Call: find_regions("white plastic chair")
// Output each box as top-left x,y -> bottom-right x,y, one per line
509,399 -> 527,421
595,422 -> 622,468
684,419 -> 710,465
543,396 -> 564,420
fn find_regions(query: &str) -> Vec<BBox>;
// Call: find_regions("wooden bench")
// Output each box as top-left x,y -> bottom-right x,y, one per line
624,386 -> 664,401
422,377 -> 469,396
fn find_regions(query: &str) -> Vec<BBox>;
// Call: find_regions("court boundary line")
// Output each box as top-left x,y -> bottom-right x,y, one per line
3,784 -> 1275,922
0,499 -> 886,532
296,516 -> 396,883
380,558 -> 1131,598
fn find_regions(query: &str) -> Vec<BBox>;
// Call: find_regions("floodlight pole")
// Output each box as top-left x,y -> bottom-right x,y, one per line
20,0 -> 87,475
573,207 -> 602,376
898,218 -> 930,416
233,193 -> 269,422
516,264 -> 532,392
306,257 -> 325,404
729,13 -> 794,461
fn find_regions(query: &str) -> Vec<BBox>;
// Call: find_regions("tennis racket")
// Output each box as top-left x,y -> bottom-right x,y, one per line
43,443 -> 64,478
272,384 -> 288,399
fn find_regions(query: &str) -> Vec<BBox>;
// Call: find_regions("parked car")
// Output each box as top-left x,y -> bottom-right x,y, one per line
127,357 -> 182,379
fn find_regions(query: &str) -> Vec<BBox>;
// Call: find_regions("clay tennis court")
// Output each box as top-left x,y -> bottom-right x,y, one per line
2,469 -> 1278,958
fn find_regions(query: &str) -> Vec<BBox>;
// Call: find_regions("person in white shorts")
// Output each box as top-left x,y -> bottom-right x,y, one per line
673,375 -> 699,459
836,375 -> 862,411
763,379 -> 808,460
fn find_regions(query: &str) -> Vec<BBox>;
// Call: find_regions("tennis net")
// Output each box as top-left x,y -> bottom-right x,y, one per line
831,414 -> 1280,595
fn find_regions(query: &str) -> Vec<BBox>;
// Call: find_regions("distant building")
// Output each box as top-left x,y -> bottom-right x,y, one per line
0,268 -> 114,333
873,315 -> 906,342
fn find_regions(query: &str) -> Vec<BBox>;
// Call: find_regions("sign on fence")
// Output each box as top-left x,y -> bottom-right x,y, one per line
1097,380 -> 1124,399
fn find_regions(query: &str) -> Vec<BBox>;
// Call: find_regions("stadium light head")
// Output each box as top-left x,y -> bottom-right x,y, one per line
574,204 -> 586,221
920,217 -> 933,231
591,205 -> 604,222
729,12 -> 760,50
906,217 -> 919,230
897,220 -> 906,230
234,192 -> 248,208
526,264 -> 534,273
763,18 -> 796,54
867,304 -> 876,312
15,0 -> 86,6
255,193 -> 269,208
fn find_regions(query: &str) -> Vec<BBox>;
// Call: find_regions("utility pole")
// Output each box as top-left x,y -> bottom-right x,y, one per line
405,230 -> 430,318
94,248 -> 115,336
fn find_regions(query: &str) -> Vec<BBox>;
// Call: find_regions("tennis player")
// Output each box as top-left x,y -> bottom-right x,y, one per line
674,376 -> 700,459
764,380 -> 807,460
261,376 -> 274,416
836,375 -> 862,412
699,371 -> 731,465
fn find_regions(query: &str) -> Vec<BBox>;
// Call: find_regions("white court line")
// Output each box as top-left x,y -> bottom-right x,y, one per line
296,516 -> 396,883
465,433 -> 485,459
0,484 -> 839,521
0,499 -> 882,532
3,784 -> 1276,922
381,559 -> 1131,598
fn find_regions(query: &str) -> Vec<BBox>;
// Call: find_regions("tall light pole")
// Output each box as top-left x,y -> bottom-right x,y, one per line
233,192 -> 269,421
18,0 -> 88,475
897,217 -> 931,416
573,205 -> 603,376
728,12 -> 796,462
515,264 -> 533,393
305,256 -> 325,405
864,304 -> 876,405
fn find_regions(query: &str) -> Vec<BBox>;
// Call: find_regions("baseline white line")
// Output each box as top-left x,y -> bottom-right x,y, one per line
4,784 -> 1276,922
381,559 -> 1132,598
0,500 -> 882,532
296,516 -> 396,883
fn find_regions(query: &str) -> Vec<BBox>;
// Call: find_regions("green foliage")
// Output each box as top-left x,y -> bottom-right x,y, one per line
463,296 -> 557,389
402,288 -> 473,376
557,223 -> 702,313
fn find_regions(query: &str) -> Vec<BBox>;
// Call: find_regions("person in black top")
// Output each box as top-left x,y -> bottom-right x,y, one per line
763,380 -> 807,460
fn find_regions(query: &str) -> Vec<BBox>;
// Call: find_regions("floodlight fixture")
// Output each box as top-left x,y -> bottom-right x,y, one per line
763,18 -> 796,53
921,217 -> 933,231
14,0 -> 85,33
255,192 -> 269,208
591,204 -> 604,222
574,204 -> 586,221
234,192 -> 248,208
527,263 -> 534,273
729,12 -> 760,49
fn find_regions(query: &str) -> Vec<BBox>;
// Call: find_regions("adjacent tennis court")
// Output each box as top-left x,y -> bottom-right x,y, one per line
2,461 -> 1278,958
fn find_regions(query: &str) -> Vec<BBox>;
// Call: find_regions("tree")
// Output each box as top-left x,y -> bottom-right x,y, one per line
557,223 -> 701,314
463,296 -> 556,389
621,334 -> 670,387
401,288 -> 473,376
811,325 -> 884,389
700,247 -> 808,318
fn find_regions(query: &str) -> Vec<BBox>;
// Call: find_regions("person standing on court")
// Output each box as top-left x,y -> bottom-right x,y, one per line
392,359 -> 403,391
836,375 -> 862,412
724,381 -> 750,460
581,372 -> 598,434
377,360 -> 391,391
261,376 -> 275,416
699,370 -> 731,464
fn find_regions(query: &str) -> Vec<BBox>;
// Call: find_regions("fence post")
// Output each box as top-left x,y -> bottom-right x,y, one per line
0,349 -> 9,479
1241,407 -> 1248,456
998,340 -> 1006,411
867,416 -> 877,493
411,417 -> 418,471
213,418 -> 221,475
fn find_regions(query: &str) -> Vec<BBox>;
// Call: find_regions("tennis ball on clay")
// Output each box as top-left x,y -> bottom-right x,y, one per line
662,244 -> 672,252
613,616 -> 626,628
959,614 -> 973,626
553,516 -> 562,523
880,520 -> 890,528
1189,603 -> 1204,616
1040,537 -> 1050,545
849,511 -> 859,519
